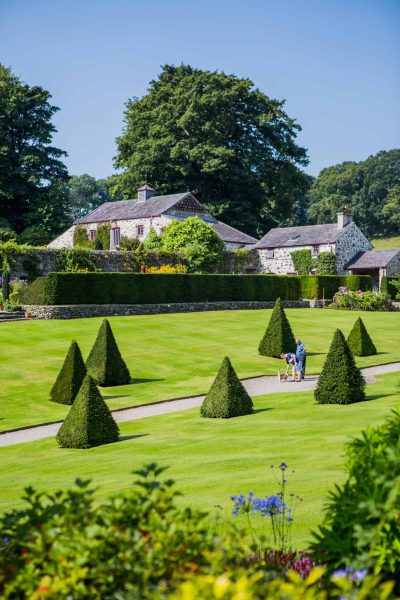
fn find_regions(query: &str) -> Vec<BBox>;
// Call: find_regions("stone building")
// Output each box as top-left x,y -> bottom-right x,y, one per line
254,210 -> 400,283
49,185 -> 257,251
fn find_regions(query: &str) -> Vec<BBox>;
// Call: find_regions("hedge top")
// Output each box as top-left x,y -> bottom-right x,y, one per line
22,272 -> 372,306
258,297 -> 296,357
86,319 -> 131,387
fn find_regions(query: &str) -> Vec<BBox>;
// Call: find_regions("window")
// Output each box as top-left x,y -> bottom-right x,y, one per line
136,224 -> 144,236
88,229 -> 96,240
266,249 -> 274,259
312,245 -> 320,256
289,234 -> 300,242
112,227 -> 120,248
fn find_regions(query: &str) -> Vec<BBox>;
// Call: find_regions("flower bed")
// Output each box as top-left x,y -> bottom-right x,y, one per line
329,287 -> 392,311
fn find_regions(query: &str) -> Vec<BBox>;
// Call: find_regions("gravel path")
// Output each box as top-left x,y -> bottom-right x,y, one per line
1,362 -> 399,448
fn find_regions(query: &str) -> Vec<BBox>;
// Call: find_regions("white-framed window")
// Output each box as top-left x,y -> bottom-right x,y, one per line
88,229 -> 96,240
112,227 -> 120,248
312,245 -> 320,256
266,249 -> 274,259
136,224 -> 144,236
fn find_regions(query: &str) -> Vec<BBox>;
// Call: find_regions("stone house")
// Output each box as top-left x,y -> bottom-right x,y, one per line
254,211 -> 400,284
49,185 -> 257,251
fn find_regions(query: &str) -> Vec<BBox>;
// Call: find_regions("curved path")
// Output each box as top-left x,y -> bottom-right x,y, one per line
1,362 -> 399,448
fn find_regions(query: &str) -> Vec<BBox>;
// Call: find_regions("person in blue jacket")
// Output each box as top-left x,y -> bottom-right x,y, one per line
295,338 -> 306,379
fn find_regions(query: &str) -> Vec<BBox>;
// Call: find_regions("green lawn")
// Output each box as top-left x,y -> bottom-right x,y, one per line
0,309 -> 399,431
371,235 -> 400,250
0,372 -> 399,548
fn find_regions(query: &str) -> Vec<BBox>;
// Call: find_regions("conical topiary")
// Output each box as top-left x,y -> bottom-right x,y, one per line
258,298 -> 296,357
57,375 -> 120,448
315,329 -> 365,405
50,340 -> 87,405
200,356 -> 253,418
86,319 -> 131,386
347,317 -> 377,357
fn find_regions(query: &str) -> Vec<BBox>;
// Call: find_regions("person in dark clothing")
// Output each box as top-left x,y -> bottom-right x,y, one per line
280,352 -> 300,381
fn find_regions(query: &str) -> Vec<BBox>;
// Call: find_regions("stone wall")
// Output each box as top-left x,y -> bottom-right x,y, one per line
386,252 -> 400,276
23,299 -> 327,320
257,244 -> 333,274
335,223 -> 372,274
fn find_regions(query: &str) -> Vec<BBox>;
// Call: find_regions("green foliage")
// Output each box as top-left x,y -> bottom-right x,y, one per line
291,249 -> 313,275
95,223 -> 111,250
161,217 -> 224,273
381,275 -> 400,300
55,248 -> 100,273
308,149 -> 400,237
347,317 -> 377,356
73,225 -> 94,249
314,329 -> 365,405
0,64 -> 70,241
316,252 -> 336,275
143,226 -> 162,250
86,319 -> 131,386
56,374 -> 119,448
311,410 -> 400,586
230,248 -> 251,274
50,341 -> 87,405
258,298 -> 296,357
200,356 -> 253,418
0,226 -> 16,243
21,273 -> 372,306
115,64 -> 309,237
119,235 -> 142,251
1,266 -> 10,301
330,288 -> 391,311
68,174 -> 113,221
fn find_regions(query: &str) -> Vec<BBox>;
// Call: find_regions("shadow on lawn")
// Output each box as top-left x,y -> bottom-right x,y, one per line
130,378 -> 165,385
251,408 -> 273,415
103,394 -> 129,400
364,393 -> 394,402
118,434 -> 149,443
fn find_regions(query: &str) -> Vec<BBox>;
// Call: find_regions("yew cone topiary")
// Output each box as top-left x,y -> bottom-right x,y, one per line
258,298 -> 296,357
347,317 -> 377,357
57,375 -> 120,448
315,329 -> 365,405
86,319 -> 131,386
50,340 -> 86,405
200,356 -> 253,419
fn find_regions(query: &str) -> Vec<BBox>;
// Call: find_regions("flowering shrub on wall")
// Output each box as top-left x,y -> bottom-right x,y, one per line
145,264 -> 188,274
329,287 -> 392,311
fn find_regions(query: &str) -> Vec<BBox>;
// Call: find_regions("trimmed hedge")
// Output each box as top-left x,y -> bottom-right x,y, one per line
258,298 -> 296,357
86,319 -> 131,386
50,340 -> 87,405
21,273 -> 372,306
381,275 -> 400,299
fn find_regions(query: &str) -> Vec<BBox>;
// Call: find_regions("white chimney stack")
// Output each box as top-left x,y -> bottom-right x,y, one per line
337,206 -> 353,229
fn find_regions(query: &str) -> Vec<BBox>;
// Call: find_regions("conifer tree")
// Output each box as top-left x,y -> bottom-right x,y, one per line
315,329 -> 365,405
57,375 -> 119,448
258,298 -> 296,357
200,356 -> 253,418
86,319 -> 131,386
50,340 -> 86,405
347,317 -> 377,357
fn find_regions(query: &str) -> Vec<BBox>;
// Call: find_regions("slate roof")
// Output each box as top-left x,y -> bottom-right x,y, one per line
75,193 -> 191,224
345,250 -> 400,270
255,223 -> 348,249
211,221 -> 257,245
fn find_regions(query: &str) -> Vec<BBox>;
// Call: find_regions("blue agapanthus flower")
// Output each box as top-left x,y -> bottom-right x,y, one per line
231,492 -> 289,519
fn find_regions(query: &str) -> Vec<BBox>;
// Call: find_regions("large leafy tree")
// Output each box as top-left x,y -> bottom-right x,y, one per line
0,65 -> 69,243
308,149 -> 400,237
68,174 -> 113,220
115,64 -> 309,237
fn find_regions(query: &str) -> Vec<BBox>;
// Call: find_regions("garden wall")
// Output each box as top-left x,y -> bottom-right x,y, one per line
21,273 -> 372,306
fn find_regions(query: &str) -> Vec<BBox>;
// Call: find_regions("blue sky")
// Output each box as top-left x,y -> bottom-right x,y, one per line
1,0 -> 399,180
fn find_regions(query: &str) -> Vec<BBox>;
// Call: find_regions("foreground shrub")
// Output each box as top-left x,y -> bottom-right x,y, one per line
291,249 -> 313,275
56,374 -> 119,448
50,340 -> 86,405
314,329 -> 365,405
200,356 -> 253,418
316,252 -> 336,275
330,287 -> 391,311
258,298 -> 296,357
86,319 -> 131,386
311,410 -> 400,590
346,317 -> 377,356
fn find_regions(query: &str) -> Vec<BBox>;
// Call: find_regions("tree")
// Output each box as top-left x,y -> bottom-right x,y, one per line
68,174 -> 113,220
143,226 -> 162,250
315,329 -> 365,405
258,298 -> 296,357
56,374 -> 119,448
0,65 -> 69,243
86,319 -> 131,386
161,216 -> 224,272
200,356 -> 253,418
347,317 -> 377,357
50,340 -> 87,405
308,149 -> 400,237
115,64 -> 309,237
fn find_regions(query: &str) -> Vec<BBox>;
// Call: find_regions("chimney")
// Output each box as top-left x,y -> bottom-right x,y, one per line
337,205 -> 353,229
137,184 -> 155,201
